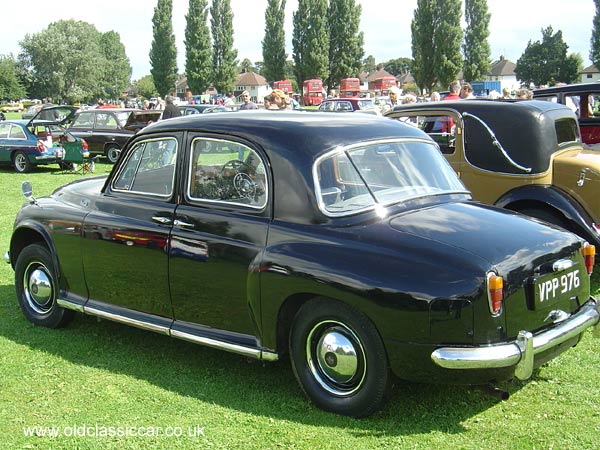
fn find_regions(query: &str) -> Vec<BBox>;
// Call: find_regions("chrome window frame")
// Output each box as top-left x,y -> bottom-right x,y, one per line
186,137 -> 269,210
312,138 -> 470,218
111,136 -> 178,198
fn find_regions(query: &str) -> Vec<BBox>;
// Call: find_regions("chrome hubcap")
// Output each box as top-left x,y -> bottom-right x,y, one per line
107,147 -> 120,162
15,154 -> 26,171
24,263 -> 54,314
307,321 -> 366,396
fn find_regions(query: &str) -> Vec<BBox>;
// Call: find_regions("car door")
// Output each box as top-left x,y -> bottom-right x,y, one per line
81,134 -> 181,325
68,111 -> 96,150
168,134 -> 271,346
0,122 -> 14,163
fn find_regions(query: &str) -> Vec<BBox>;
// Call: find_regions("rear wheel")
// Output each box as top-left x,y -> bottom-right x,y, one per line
289,299 -> 390,417
13,151 -> 32,173
14,244 -> 74,328
105,145 -> 120,164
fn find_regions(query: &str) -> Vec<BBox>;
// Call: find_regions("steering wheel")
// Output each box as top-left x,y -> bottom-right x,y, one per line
221,159 -> 252,174
220,159 -> 257,200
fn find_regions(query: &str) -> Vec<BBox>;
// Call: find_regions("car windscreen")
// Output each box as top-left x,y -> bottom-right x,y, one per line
314,139 -> 468,216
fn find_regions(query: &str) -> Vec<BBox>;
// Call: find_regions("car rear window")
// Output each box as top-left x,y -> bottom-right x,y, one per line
555,118 -> 579,145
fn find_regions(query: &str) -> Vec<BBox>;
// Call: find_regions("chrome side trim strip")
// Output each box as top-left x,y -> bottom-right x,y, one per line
57,298 -> 85,313
84,305 -> 171,335
170,329 -> 278,361
431,299 -> 600,380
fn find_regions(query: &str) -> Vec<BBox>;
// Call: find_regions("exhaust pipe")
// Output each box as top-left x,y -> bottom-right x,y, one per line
476,385 -> 509,401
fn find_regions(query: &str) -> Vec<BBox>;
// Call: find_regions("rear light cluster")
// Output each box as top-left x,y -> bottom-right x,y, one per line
36,140 -> 45,153
581,242 -> 596,275
487,272 -> 503,316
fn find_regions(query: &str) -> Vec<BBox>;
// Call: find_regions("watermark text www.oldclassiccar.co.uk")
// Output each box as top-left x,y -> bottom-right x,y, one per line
23,423 -> 206,439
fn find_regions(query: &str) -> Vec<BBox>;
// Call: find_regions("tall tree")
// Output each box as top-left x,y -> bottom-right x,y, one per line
411,0 -> 437,93
99,31 -> 132,100
150,0 -> 178,97
591,0 -> 600,70
433,0 -> 463,88
516,26 -> 581,86
19,20 -> 129,102
326,0 -> 364,90
292,0 -> 329,90
210,0 -> 238,94
0,55 -> 26,100
463,0 -> 491,82
185,0 -> 212,95
262,0 -> 287,83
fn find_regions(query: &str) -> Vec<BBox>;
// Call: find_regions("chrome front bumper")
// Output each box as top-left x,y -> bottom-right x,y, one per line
431,299 -> 600,380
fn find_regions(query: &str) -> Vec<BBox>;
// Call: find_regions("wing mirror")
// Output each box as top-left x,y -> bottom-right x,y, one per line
22,181 -> 37,204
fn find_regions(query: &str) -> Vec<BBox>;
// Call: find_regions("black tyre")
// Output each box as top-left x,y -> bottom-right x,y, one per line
14,244 -> 74,328
289,299 -> 390,417
13,151 -> 32,173
105,145 -> 121,164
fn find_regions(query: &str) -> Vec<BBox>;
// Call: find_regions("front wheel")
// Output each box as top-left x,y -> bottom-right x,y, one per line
289,299 -> 390,417
105,145 -> 120,164
13,151 -> 32,173
14,243 -> 74,328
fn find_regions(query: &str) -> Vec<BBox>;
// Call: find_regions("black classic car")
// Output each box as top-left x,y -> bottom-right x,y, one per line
533,82 -> 600,145
67,108 -> 162,163
6,112 -> 600,417
386,100 -> 600,250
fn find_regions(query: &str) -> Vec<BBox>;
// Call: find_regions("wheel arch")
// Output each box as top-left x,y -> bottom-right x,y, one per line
9,225 -> 58,275
495,185 -> 600,245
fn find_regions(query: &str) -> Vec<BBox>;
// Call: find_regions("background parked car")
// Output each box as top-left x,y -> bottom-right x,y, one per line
317,98 -> 380,115
386,99 -> 600,248
0,105 -> 83,172
534,82 -> 600,146
7,112 -> 599,417
67,108 -> 161,163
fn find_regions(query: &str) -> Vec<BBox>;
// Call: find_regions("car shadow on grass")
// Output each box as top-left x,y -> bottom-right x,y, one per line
0,283 -> 523,433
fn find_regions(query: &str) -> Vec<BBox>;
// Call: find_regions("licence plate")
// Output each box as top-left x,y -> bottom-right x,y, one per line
533,268 -> 581,309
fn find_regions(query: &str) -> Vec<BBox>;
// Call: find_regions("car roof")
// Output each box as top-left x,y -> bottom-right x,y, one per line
138,111 -> 426,159
389,100 -> 580,174
533,82 -> 600,96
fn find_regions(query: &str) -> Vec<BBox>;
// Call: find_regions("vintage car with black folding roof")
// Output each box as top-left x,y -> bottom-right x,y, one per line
386,100 -> 600,250
6,112 -> 600,417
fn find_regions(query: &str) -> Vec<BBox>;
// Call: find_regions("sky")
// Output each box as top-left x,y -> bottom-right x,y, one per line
0,0 -> 595,81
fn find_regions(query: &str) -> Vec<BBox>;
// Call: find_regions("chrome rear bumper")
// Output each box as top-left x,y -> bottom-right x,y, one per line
431,298 -> 600,380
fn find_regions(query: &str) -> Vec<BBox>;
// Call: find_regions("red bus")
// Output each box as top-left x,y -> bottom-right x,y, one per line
369,76 -> 397,95
272,80 -> 293,94
339,78 -> 361,97
302,79 -> 323,106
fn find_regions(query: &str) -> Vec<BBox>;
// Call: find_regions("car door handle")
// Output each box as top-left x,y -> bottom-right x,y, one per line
174,219 -> 194,228
152,216 -> 172,225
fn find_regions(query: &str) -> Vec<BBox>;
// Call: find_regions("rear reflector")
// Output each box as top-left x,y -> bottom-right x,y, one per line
487,272 -> 504,316
581,242 -> 595,275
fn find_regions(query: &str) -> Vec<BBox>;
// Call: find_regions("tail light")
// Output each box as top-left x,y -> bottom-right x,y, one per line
81,138 -> 88,150
36,140 -> 45,152
487,272 -> 503,316
581,242 -> 595,275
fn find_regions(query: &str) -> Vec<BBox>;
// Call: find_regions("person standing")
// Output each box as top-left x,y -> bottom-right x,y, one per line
161,96 -> 181,120
443,81 -> 461,101
239,90 -> 258,110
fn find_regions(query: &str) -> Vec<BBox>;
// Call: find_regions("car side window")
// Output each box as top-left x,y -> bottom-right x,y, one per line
96,112 -> 119,129
0,123 -> 10,138
337,102 -> 352,112
113,137 -> 178,197
188,138 -> 267,209
71,112 -> 94,128
9,125 -> 26,139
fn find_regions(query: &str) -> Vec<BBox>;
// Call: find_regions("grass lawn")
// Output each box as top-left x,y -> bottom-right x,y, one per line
0,163 -> 599,449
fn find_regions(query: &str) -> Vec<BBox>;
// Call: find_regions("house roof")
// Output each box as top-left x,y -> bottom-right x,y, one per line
489,56 -> 516,77
236,71 -> 268,87
367,69 -> 394,82
581,64 -> 599,74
